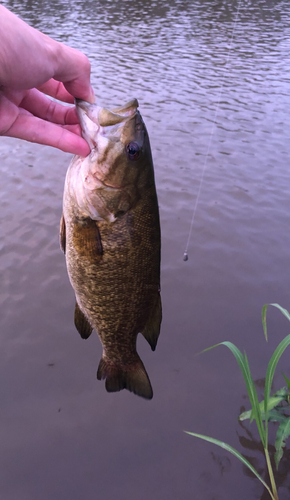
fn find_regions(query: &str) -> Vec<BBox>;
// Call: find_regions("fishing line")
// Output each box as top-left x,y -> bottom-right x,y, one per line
183,0 -> 242,262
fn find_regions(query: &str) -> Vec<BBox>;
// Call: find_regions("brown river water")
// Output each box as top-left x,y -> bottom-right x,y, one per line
1,1 -> 290,499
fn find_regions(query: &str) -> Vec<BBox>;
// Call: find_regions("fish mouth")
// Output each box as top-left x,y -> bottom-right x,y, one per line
75,98 -> 139,140
76,98 -> 139,118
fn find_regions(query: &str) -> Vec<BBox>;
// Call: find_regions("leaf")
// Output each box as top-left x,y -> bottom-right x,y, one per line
239,409 -> 253,421
264,334 -> 290,446
243,352 -> 265,441
267,409 -> 289,423
239,396 -> 285,421
269,303 -> 290,323
262,303 -> 290,341
274,418 -> 290,470
274,386 -> 289,398
217,342 -> 266,445
239,408 -> 287,423
262,304 -> 269,341
282,374 -> 290,391
185,432 -> 275,500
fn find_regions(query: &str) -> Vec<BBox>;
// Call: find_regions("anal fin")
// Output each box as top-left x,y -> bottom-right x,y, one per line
74,301 -> 93,339
141,292 -> 162,351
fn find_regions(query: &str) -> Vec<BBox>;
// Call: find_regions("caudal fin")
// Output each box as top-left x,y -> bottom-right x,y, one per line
97,355 -> 153,400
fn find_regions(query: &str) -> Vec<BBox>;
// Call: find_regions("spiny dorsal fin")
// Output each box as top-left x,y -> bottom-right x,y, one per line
141,292 -> 162,351
74,301 -> 93,339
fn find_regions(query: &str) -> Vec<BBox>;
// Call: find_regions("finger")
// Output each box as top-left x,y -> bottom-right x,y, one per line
4,111 -> 90,156
0,92 -> 19,135
37,79 -> 74,104
18,88 -> 79,125
64,79 -> 96,104
53,46 -> 95,103
0,8 -> 95,103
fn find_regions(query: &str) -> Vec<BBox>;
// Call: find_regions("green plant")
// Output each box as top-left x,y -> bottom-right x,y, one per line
185,303 -> 290,500
239,378 -> 290,470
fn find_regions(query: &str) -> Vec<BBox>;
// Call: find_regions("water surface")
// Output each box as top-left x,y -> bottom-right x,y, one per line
1,1 -> 290,499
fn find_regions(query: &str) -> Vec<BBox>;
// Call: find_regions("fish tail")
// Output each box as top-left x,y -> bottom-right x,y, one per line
97,355 -> 153,400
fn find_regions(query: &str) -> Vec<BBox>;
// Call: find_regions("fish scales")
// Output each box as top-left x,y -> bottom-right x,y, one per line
61,98 -> 162,399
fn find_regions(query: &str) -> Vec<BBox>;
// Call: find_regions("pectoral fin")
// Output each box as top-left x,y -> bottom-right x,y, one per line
74,301 -> 93,339
141,292 -> 162,351
60,214 -> 66,253
94,222 -> 103,255
73,218 -> 103,258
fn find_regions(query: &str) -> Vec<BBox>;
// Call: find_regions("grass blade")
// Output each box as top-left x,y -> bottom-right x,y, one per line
243,352 -> 265,433
269,303 -> 290,323
264,334 -> 290,446
262,304 -> 269,341
262,303 -> 290,342
282,373 -> 290,391
185,432 -> 275,500
219,342 -> 266,446
201,341 -> 267,443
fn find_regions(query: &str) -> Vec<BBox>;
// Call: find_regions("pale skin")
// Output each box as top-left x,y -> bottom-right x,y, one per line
0,5 -> 95,155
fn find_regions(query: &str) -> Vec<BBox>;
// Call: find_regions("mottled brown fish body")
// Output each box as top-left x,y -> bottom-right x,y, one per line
61,99 -> 161,399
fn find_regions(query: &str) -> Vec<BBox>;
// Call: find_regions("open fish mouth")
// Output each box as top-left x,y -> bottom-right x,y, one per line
75,97 -> 139,119
75,98 -> 139,149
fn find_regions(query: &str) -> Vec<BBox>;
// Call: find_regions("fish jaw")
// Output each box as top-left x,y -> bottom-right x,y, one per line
75,99 -> 101,151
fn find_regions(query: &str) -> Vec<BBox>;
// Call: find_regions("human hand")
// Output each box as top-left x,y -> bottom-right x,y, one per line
0,6 -> 95,155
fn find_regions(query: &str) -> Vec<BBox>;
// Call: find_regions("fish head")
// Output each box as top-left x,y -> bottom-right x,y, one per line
74,98 -> 153,221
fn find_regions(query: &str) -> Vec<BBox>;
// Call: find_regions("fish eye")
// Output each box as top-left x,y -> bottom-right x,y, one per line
126,142 -> 140,161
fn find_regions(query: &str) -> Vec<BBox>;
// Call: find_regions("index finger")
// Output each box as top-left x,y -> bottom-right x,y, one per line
6,111 -> 90,155
52,45 -> 95,104
37,79 -> 74,104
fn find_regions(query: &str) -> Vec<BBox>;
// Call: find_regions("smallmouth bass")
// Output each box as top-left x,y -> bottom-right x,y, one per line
60,98 -> 162,399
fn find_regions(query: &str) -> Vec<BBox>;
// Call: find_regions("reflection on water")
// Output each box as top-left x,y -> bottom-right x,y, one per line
1,1 -> 290,499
